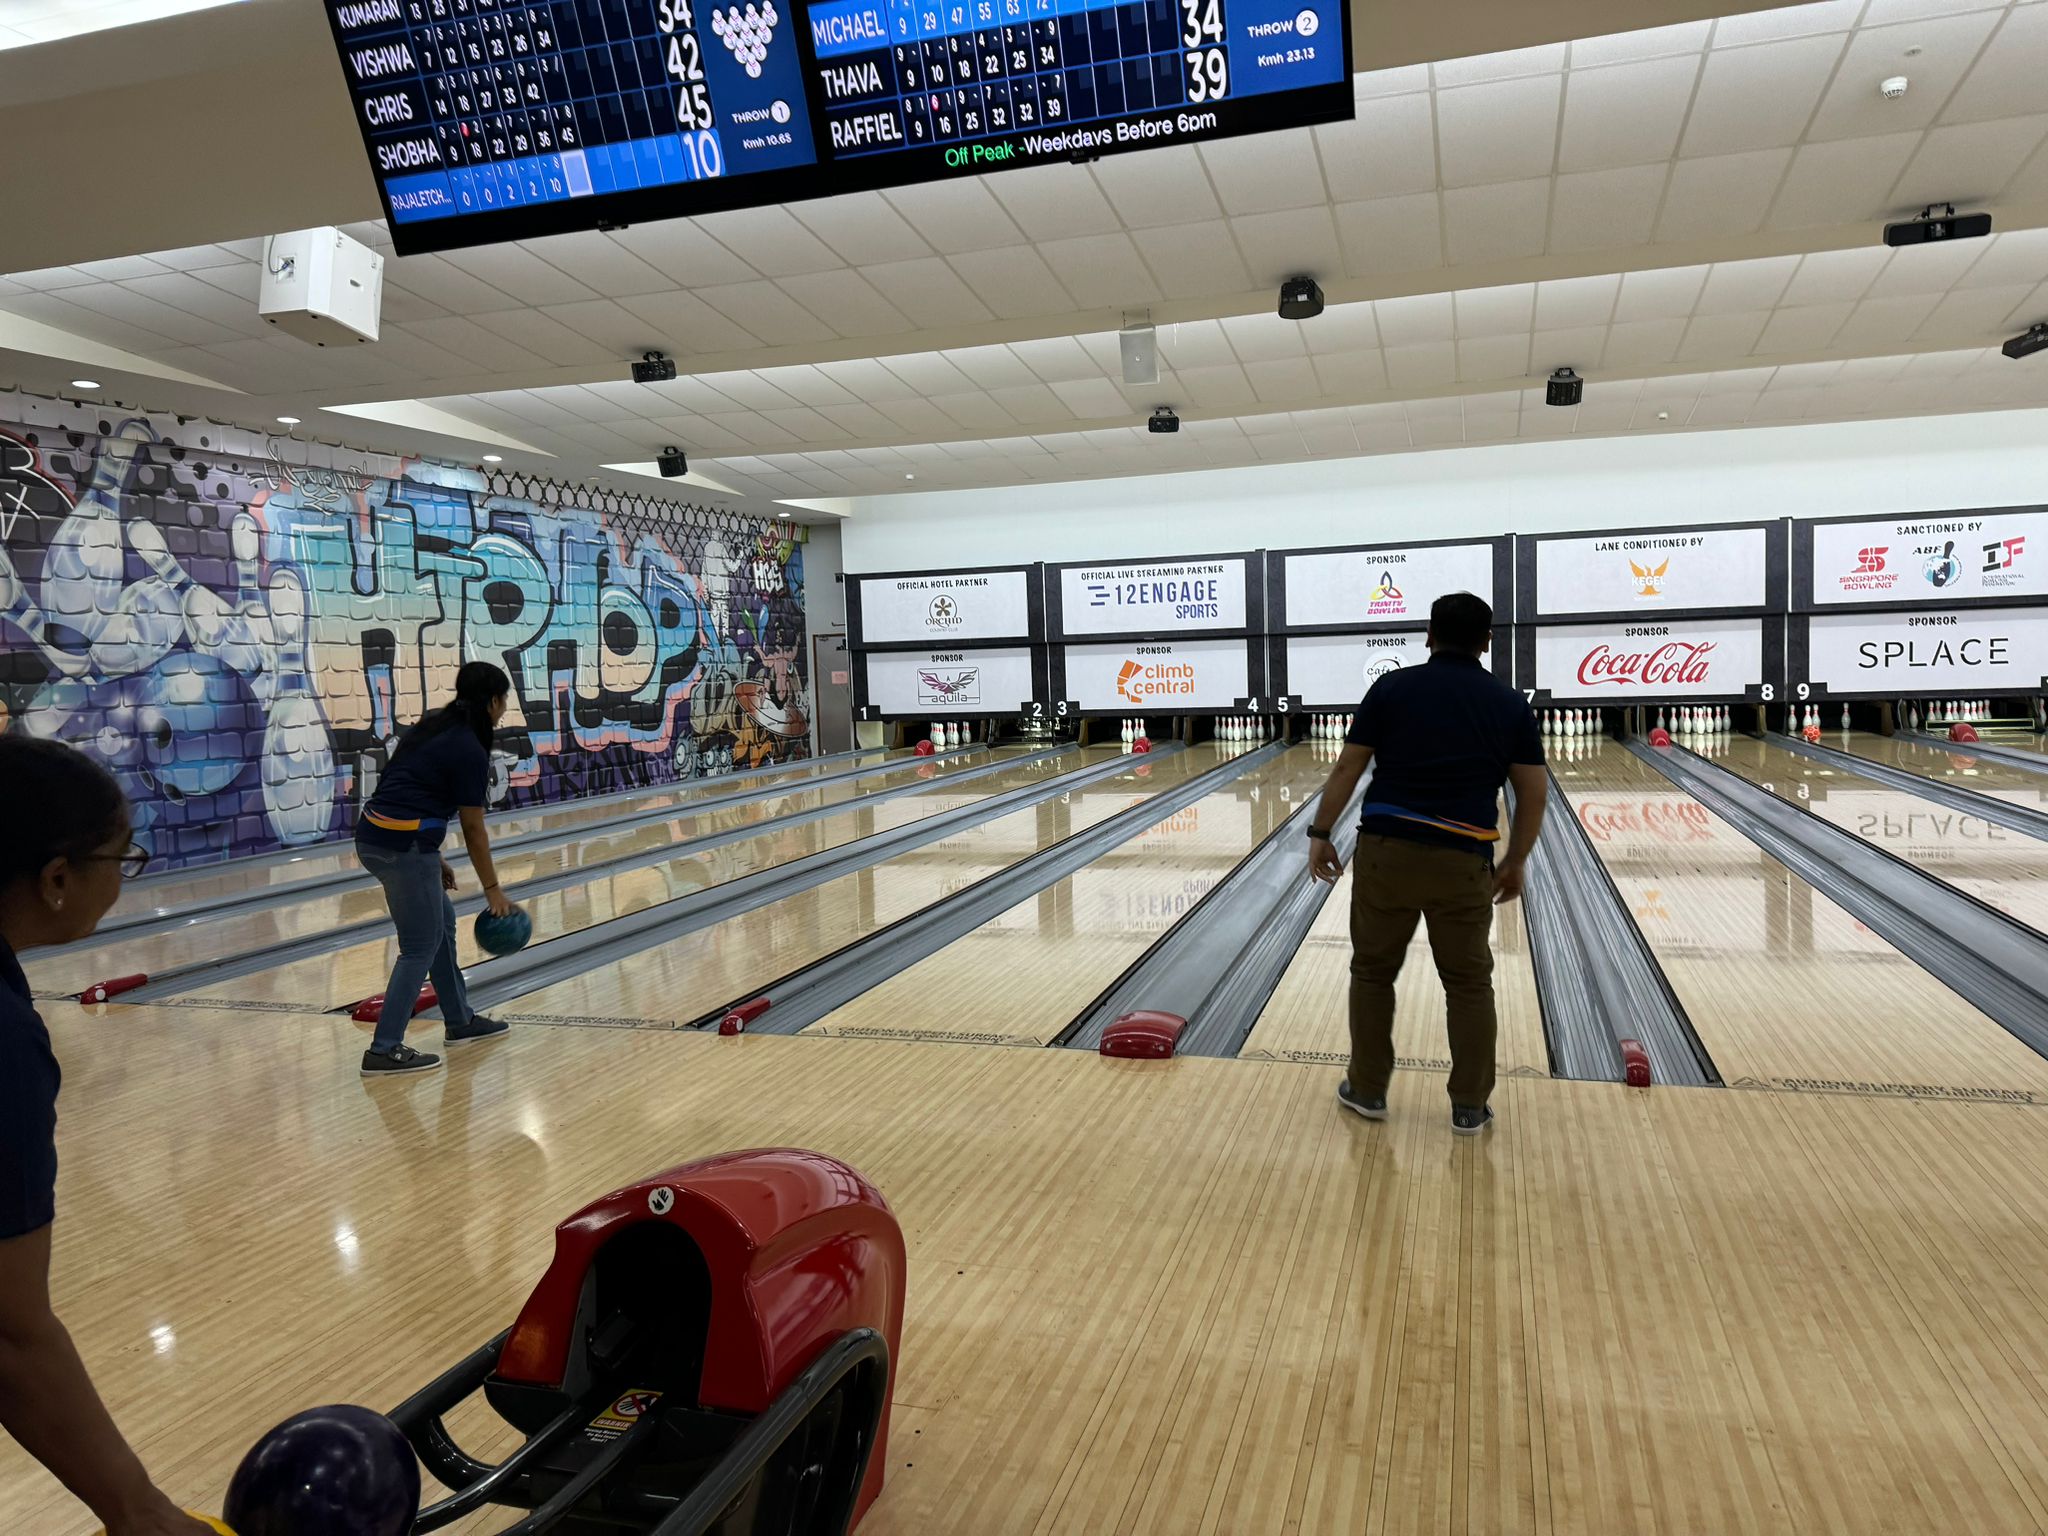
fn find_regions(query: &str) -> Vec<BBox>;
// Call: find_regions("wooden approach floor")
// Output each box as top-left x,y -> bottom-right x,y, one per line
7,1007 -> 2048,1535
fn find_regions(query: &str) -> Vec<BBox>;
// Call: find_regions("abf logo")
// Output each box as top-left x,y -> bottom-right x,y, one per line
1922,539 -> 1962,589
1117,658 -> 1195,703
1855,547 -> 1888,573
1629,558 -> 1669,598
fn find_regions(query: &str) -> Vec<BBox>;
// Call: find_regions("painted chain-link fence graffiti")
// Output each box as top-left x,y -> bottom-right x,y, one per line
0,396 -> 810,872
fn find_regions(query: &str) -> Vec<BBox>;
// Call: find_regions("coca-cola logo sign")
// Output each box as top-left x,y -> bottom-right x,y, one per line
1576,640 -> 1716,687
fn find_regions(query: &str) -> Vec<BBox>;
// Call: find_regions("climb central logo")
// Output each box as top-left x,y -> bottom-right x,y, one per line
1117,657 -> 1196,702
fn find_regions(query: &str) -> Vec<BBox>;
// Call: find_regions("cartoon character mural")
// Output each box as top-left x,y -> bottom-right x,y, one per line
0,395 -> 810,872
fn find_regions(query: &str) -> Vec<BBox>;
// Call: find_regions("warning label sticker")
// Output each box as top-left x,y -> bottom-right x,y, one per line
585,1389 -> 662,1443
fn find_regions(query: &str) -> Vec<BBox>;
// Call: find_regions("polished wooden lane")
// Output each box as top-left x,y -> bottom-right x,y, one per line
1558,739 -> 2048,1095
804,745 -> 1329,1045
175,750 -> 1079,1015
1711,734 -> 2048,935
1238,842 -> 1549,1078
1833,729 -> 2048,810
9,1007 -> 2048,1534
499,748 -> 1211,1027
27,748 -> 1022,999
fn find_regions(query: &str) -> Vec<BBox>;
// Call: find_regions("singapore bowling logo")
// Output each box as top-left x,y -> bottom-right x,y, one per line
916,667 -> 979,705
925,593 -> 964,631
1838,545 -> 1896,594
711,1 -> 779,77
1922,540 -> 1962,589
1628,557 -> 1670,599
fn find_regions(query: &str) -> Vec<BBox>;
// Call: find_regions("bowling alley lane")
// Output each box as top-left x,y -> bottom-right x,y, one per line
1560,740 -> 2048,1096
27,747 -> 1034,1000
177,749 -> 1088,1015
500,747 -> 1219,1027
1707,734 -> 2048,935
802,746 -> 1331,1046
1833,730 -> 2048,812
1238,827 -> 1549,1078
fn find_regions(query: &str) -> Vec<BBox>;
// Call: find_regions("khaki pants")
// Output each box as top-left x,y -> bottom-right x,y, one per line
1348,833 -> 1497,1109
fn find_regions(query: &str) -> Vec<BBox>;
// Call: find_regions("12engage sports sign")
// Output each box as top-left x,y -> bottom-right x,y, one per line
1054,554 -> 1253,639
1803,508 -> 2048,608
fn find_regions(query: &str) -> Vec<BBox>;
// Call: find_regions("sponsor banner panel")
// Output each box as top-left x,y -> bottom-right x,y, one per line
863,645 -> 1034,714
1800,608 -> 2048,694
1531,525 -> 1769,618
1057,555 -> 1250,638
1284,630 -> 1492,706
1063,637 -> 1250,711
854,567 -> 1033,644
1281,541 -> 1497,628
1531,617 -> 1767,699
1807,509 -> 2048,606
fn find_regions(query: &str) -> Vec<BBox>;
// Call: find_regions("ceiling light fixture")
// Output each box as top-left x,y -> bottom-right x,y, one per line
904,472 -> 915,480
276,415 -> 301,426
70,378 -> 101,390
482,453 -> 503,462
1545,368 -> 1583,408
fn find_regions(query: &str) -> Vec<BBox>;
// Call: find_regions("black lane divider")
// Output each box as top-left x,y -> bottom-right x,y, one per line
1896,729 -> 2048,780
1771,731 -> 2048,842
1067,770 -> 1351,1056
60,745 -> 979,955
1637,739 -> 2048,1062
95,745 -> 1069,1006
683,744 -> 1284,1038
449,747 -> 1184,1019
1526,770 -> 1716,1086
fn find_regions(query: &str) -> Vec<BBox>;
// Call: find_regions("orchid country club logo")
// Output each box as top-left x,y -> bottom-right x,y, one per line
925,593 -> 964,631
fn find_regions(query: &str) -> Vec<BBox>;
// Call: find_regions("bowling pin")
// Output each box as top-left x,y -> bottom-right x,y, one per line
258,569 -> 336,845
1839,704 -> 1850,731
1120,717 -> 1132,743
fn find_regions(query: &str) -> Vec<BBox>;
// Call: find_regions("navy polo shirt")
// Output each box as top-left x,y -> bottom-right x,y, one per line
1345,651 -> 1545,859
356,726 -> 489,852
0,937 -> 60,1241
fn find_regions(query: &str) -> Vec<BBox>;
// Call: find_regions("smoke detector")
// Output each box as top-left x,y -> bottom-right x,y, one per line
1880,75 -> 1909,101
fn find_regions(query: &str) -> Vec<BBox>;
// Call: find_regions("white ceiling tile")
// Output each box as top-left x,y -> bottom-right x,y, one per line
1957,229 -> 2048,288
1296,303 -> 1379,356
1917,284 -> 2043,338
118,272 -> 265,330
1089,144 -> 1221,228
1571,19 -> 1711,66
1697,365 -> 1779,394
788,195 -> 934,265
772,269 -> 914,337
1457,334 -> 1533,381
1243,356 -> 1321,401
754,364 -> 859,406
5,266 -> 96,291
692,207 -> 846,278
1229,207 -> 1343,286
878,352 -> 977,396
1333,193 -> 1445,277
1614,263 -> 1709,321
515,232 -> 675,298
816,358 -> 921,400
758,406 -> 843,440
684,281 -> 837,346
1782,245 -> 1896,306
936,344 -> 1037,390
1535,273 -> 1620,328
606,222 -> 759,287
1220,312 -> 1310,361
988,163 -> 1126,239
882,180 -> 1027,254
1453,283 -> 1536,337
70,254 -> 170,282
1311,350 -> 1389,393
1443,178 -> 1552,265
1655,149 -> 1792,244
1202,129 -> 1329,214
1034,234 -> 1163,310
1316,93 -> 1437,201
385,254 -> 523,315
1890,115 -> 2048,210
1173,363 -> 1259,408
947,247 -> 1075,319
2007,136 -> 2048,204
1559,55 -> 1702,172
466,306 -> 616,366
1433,43 -> 1568,87
681,372 -> 804,411
64,284 -> 237,346
1548,164 -> 1668,253
1676,309 -> 1771,359
1375,291 -> 1456,346
1681,35 -> 1846,157
812,402 -> 904,437
1533,325 -> 1609,370
142,243 -> 239,272
1767,132 -> 1924,228
397,317 -> 550,373
1384,343 -> 1460,388
874,398 -> 961,436
1864,236 -> 1994,296
1010,334 -> 1101,382
1159,318 -> 1237,369
1435,76 -> 1563,188
857,258 -> 995,326
985,382 -> 1066,421
1833,292 -> 1945,347
1807,13 -> 2003,142
1697,254 -> 1800,314
931,392 -> 1025,431
1602,317 -> 1689,367
588,291 -> 752,355
1862,0 -> 2012,28
1127,221 -> 1253,297
1756,303 -> 1855,351
1942,4 -> 2048,125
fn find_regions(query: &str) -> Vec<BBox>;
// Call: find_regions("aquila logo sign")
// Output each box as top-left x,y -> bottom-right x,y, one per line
917,667 -> 979,705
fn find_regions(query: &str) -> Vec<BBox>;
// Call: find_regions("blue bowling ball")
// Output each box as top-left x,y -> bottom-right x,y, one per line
474,904 -> 533,956
224,1403 -> 420,1536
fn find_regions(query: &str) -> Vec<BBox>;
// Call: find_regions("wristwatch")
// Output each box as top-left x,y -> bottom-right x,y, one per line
1306,825 -> 1333,841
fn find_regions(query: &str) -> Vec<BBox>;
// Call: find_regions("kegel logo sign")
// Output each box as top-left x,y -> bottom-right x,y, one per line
1629,558 -> 1669,599
1117,657 -> 1196,703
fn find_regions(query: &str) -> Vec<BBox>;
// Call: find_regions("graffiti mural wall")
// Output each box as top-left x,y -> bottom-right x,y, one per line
0,394 -> 810,872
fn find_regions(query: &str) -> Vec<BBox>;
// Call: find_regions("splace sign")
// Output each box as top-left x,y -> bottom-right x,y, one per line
1063,637 -> 1249,710
1057,555 -> 1248,638
1531,617 -> 1767,700
854,567 -> 1032,644
1806,509 -> 2048,606
323,0 -> 1351,256
863,644 -> 1034,713
1281,541 -> 1497,629
1800,608 -> 2048,695
1283,630 -> 1491,706
1529,525 -> 1769,618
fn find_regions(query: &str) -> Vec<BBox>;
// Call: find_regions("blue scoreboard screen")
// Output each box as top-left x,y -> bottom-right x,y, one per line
325,0 -> 1351,254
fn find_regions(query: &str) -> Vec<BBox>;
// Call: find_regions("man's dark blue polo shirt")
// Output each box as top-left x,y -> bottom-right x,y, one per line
1343,650 -> 1545,860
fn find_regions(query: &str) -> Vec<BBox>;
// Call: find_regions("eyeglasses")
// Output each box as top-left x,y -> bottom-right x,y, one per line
73,843 -> 151,879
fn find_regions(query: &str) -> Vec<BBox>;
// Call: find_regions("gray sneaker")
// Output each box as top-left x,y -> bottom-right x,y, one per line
1337,1079 -> 1388,1120
444,1015 -> 509,1048
361,1042 -> 442,1076
1451,1104 -> 1495,1136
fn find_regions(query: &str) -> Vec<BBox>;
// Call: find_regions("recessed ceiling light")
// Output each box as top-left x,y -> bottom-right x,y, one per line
276,415 -> 301,426
70,379 -> 100,391
904,472 -> 915,480
482,453 -> 503,462
776,511 -> 791,519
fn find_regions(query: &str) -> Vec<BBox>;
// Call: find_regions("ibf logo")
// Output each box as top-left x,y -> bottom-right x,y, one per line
1984,537 -> 2025,571
1854,547 -> 1888,573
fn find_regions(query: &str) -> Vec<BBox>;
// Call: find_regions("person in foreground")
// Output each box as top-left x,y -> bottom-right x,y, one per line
0,736 -> 218,1535
355,660 -> 519,1077
1306,592 -> 1548,1135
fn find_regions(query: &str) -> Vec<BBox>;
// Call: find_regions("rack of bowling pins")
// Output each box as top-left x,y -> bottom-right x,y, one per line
925,720 -> 977,748
1538,707 -> 1604,739
1895,698 -> 2024,730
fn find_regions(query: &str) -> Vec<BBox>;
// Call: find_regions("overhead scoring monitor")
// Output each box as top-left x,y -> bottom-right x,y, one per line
324,0 -> 1352,254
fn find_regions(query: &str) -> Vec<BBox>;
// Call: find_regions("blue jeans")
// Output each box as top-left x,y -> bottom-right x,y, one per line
356,841 -> 475,1051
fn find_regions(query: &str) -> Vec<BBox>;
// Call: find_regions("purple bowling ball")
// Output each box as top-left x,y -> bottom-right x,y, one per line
224,1403 -> 420,1536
